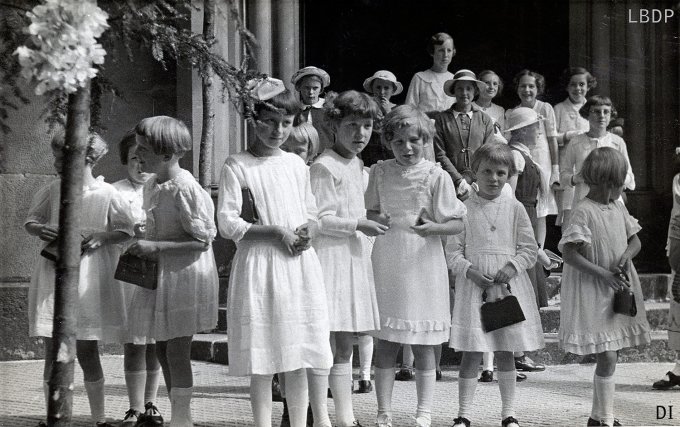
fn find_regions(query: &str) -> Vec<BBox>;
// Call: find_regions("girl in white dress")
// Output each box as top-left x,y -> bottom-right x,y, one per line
217,82 -> 333,427
127,116 -> 219,426
559,147 -> 651,426
112,131 -> 163,427
447,143 -> 544,427
366,105 -> 466,427
25,131 -> 135,426
311,90 -> 385,426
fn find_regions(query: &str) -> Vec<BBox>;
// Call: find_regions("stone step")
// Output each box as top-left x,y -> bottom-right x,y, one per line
546,273 -> 670,301
540,301 -> 670,333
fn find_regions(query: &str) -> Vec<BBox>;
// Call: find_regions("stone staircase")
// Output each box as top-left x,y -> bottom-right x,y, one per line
191,273 -> 676,366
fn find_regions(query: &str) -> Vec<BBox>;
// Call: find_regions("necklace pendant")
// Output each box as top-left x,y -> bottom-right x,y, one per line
490,225 -> 496,231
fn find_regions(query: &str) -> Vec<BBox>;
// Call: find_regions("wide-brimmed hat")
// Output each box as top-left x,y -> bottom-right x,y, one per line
443,69 -> 486,97
505,107 -> 544,132
291,66 -> 330,89
363,70 -> 403,96
247,77 -> 286,101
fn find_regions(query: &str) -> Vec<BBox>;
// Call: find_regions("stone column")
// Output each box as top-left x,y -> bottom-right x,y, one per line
249,0 -> 272,74
272,0 -> 299,86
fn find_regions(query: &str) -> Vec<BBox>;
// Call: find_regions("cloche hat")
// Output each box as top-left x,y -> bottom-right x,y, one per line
443,69 -> 486,97
505,107 -> 544,132
362,70 -> 403,96
291,66 -> 331,89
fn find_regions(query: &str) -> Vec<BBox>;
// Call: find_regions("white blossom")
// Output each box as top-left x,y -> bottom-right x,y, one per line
13,0 -> 109,95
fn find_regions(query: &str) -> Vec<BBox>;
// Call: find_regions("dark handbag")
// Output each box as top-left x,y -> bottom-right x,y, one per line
115,252 -> 158,290
613,289 -> 637,316
40,238 -> 85,262
480,283 -> 526,332
241,188 -> 259,224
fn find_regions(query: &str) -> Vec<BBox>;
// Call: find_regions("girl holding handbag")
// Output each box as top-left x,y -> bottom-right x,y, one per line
559,147 -> 651,426
446,143 -> 544,427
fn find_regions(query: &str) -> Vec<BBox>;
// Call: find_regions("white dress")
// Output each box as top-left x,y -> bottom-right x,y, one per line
310,149 -> 380,332
25,178 -> 134,343
558,198 -> 651,354
405,69 -> 455,113
127,169 -> 219,342
365,159 -> 466,345
217,151 -> 333,376
554,98 -> 589,213
447,191 -> 545,352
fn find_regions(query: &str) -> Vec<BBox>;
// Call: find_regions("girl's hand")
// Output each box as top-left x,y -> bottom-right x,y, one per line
133,223 -> 146,238
598,268 -> 629,292
39,225 -> 59,242
373,212 -> 392,228
616,255 -> 632,275
127,240 -> 160,259
410,216 -> 439,237
81,232 -> 109,252
279,227 -> 303,256
357,219 -> 389,236
467,268 -> 495,289
494,263 -> 518,284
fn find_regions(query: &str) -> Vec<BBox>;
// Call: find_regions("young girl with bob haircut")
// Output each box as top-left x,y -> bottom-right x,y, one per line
367,104 -> 466,427
405,32 -> 456,115
311,90 -> 385,426
559,147 -> 651,426
127,116 -> 219,426
447,143 -> 544,427
26,131 -> 135,427
217,80 -> 333,427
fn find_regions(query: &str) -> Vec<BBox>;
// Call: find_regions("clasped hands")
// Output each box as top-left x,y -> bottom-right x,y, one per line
467,263 -> 518,290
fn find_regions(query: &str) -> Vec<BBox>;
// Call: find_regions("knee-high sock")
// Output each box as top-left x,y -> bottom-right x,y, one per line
374,367 -> 395,419
169,386 -> 192,427
482,352 -> 494,372
284,369 -> 309,427
402,345 -> 414,368
594,374 -> 615,426
497,370 -> 517,419
329,362 -> 355,426
145,369 -> 162,405
590,372 -> 600,420
250,375 -> 273,427
307,368 -> 331,427
125,370 -> 146,412
415,369 -> 436,424
358,335 -> 374,381
84,378 -> 106,423
457,377 -> 477,419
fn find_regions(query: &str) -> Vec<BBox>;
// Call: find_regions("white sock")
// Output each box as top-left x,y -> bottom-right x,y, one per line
170,386 -> 193,427
43,380 -> 50,409
284,369 -> 309,427
594,374 -> 615,426
672,361 -> 680,376
358,335 -> 374,380
144,369 -> 162,405
458,377 -> 478,419
329,362 -> 355,426
415,369 -> 436,424
482,352 -> 494,372
402,345 -> 414,368
250,375 -> 273,427
84,378 -> 106,423
374,367 -> 395,419
497,370 -> 517,419
590,372 -> 600,420
307,368 -> 332,427
125,370 -> 146,412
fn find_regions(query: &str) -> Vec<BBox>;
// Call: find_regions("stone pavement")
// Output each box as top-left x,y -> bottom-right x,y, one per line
2,356 -> 680,426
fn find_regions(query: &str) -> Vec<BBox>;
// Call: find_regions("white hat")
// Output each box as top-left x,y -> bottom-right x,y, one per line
247,77 -> 286,101
443,69 -> 486,97
505,107 -> 544,132
291,66 -> 331,88
363,70 -> 403,96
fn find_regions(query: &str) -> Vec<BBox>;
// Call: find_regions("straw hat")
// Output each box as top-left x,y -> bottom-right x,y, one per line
291,66 -> 331,89
443,69 -> 486,97
504,107 -> 545,132
363,70 -> 403,96
247,77 -> 286,101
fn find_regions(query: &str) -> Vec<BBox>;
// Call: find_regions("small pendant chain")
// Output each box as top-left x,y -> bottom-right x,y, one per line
480,199 -> 501,231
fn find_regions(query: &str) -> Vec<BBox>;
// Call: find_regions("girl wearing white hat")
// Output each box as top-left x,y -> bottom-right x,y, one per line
361,70 -> 403,167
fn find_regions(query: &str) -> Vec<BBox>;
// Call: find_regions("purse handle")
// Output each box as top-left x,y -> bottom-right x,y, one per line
482,283 -> 512,302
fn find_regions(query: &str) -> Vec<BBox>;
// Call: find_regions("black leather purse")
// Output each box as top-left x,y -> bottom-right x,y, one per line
480,283 -> 526,333
241,188 -> 259,224
612,269 -> 637,317
115,252 -> 158,290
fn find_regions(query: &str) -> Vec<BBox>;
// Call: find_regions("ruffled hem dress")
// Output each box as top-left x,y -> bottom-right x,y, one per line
365,159 -> 466,345
447,191 -> 545,352
126,170 -> 219,343
310,149 -> 380,332
217,151 -> 333,376
26,178 -> 135,343
558,198 -> 651,355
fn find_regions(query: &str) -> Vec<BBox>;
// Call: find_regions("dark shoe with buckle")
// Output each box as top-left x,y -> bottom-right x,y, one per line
516,373 -> 527,382
452,417 -> 471,427
479,370 -> 493,382
136,401 -> 163,426
121,408 -> 141,426
354,379 -> 373,393
395,367 -> 414,381
501,416 -> 520,427
436,369 -> 443,381
652,371 -> 680,390
587,418 -> 622,426
514,355 -> 545,372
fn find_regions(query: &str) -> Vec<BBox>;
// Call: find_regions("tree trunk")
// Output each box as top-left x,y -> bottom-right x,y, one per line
47,82 -> 91,427
199,0 -> 216,190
